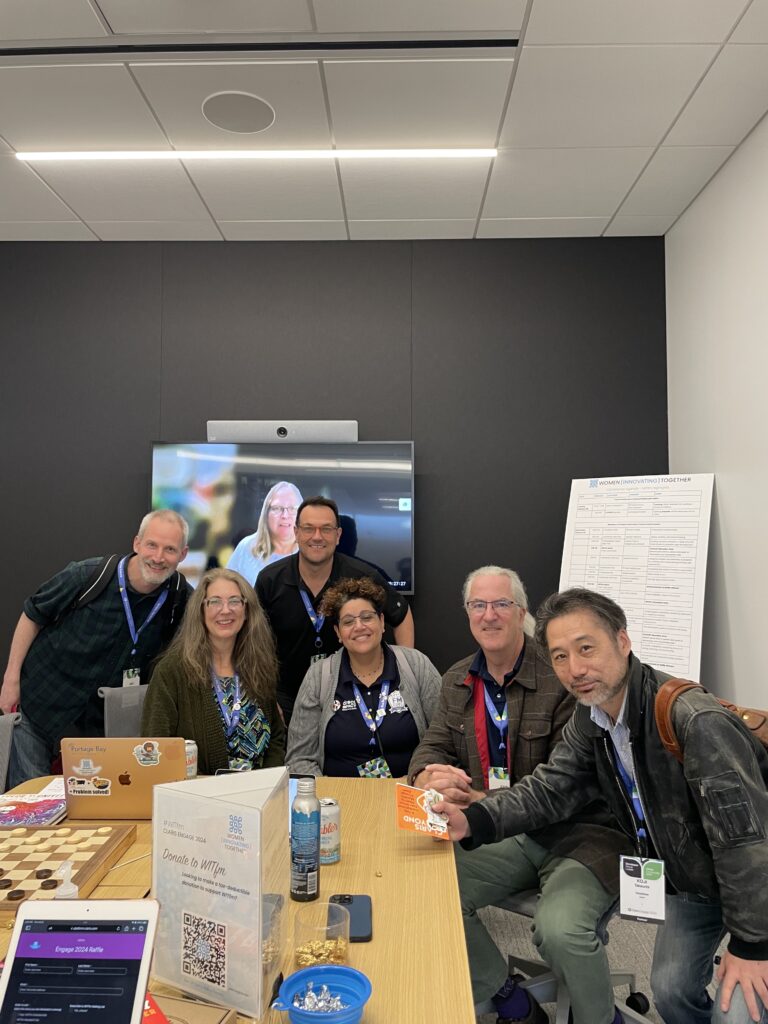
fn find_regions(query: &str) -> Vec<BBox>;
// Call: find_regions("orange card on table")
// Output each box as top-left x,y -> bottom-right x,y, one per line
395,783 -> 450,840
143,995 -> 170,1024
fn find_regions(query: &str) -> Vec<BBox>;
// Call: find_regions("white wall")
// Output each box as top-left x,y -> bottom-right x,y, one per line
666,113 -> 768,706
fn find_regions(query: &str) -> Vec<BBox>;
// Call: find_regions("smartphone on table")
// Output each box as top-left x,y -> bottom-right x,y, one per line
329,894 -> 373,942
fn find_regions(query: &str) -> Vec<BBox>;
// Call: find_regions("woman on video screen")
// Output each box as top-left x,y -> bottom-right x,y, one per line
227,480 -> 303,585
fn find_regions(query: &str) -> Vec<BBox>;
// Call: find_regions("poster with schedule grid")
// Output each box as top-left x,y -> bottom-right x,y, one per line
559,474 -> 714,679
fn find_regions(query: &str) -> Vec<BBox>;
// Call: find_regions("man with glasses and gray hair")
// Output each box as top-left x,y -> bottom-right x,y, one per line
408,566 -> 629,1024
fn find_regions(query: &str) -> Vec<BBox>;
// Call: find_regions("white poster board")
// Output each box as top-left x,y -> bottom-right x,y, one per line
559,474 -> 714,678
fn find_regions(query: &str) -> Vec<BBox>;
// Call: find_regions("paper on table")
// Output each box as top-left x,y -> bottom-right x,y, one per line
37,777 -> 65,797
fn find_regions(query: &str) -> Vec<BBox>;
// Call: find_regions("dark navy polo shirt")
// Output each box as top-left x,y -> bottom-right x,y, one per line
323,644 -> 419,778
469,643 -> 526,769
255,551 -> 409,716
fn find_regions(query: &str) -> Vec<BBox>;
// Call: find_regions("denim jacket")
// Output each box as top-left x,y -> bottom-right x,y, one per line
465,653 -> 768,959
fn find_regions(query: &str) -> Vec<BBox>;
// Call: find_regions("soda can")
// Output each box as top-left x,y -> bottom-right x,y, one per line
320,798 -> 341,864
185,739 -> 198,778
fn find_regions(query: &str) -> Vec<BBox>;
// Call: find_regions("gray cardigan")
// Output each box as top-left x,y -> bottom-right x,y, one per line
286,644 -> 441,776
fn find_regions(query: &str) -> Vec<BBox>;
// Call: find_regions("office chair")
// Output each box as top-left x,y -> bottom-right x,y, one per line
475,889 -> 650,1023
0,712 -> 21,793
98,685 -> 149,736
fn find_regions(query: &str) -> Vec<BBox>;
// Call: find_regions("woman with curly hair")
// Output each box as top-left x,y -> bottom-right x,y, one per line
287,577 -> 440,777
142,567 -> 284,773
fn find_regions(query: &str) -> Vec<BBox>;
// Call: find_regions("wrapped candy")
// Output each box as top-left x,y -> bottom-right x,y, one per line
291,981 -> 349,1012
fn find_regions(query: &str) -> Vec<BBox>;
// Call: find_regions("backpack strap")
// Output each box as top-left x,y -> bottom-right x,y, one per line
654,678 -> 702,763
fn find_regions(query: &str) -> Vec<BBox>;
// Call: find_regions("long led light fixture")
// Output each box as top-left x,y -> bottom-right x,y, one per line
16,147 -> 496,162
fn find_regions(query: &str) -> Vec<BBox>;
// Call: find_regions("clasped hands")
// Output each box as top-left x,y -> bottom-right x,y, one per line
413,763 -> 481,841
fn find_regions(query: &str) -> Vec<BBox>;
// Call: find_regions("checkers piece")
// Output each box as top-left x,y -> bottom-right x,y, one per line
40,879 -> 58,891
35,869 -> 53,880
7,890 -> 24,901
0,879 -> 11,890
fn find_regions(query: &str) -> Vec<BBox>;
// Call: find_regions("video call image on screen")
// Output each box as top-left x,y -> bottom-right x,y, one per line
0,920 -> 149,1024
152,441 -> 414,592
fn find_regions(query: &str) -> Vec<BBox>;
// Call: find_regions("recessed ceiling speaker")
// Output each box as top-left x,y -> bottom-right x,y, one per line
202,92 -> 276,134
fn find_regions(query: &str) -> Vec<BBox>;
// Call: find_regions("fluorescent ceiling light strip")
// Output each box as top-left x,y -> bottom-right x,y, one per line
15,148 -> 496,162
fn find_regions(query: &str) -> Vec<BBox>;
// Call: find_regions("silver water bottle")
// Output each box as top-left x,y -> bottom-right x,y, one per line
290,777 -> 320,901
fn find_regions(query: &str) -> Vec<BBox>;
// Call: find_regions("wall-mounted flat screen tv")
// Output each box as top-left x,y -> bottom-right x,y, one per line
151,441 -> 414,593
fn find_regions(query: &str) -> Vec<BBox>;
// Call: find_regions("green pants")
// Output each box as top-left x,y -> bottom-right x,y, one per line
456,834 -> 616,1024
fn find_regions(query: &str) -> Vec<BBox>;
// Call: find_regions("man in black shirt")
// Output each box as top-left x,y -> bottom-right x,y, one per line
256,496 -> 414,719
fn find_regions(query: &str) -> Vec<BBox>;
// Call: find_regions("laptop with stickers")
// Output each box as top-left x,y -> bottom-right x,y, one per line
61,737 -> 187,819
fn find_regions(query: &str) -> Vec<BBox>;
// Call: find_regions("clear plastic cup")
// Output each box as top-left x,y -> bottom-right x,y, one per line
294,901 -> 350,969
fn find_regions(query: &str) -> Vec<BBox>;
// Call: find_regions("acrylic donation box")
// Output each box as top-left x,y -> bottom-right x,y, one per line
152,767 -> 289,1018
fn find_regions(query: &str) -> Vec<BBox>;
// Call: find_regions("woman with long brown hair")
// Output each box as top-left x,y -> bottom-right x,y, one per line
143,567 -> 284,773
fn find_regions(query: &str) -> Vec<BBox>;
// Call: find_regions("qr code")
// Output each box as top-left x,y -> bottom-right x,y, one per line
182,913 -> 227,988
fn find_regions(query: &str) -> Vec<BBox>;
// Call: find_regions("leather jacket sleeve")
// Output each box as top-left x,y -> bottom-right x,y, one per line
464,710 -> 603,845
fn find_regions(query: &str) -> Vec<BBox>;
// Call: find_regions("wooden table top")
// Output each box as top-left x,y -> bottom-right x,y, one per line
3,775 -> 476,1023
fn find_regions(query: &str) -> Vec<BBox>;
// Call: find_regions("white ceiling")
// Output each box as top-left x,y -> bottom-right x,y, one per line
0,0 -> 767,241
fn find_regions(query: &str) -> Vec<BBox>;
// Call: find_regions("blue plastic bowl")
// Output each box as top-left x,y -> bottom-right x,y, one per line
272,965 -> 372,1024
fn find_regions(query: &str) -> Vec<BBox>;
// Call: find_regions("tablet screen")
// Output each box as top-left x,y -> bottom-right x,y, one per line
0,918 -> 151,1024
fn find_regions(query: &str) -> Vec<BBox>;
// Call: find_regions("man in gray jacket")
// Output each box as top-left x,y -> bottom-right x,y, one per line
438,588 -> 768,1024
409,568 -> 629,1024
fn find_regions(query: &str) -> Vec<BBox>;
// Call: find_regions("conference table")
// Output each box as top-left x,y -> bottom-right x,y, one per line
3,775 -> 476,1023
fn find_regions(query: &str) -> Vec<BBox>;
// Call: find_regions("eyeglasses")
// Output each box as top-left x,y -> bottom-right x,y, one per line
338,611 -> 380,629
465,599 -> 518,615
204,596 -> 246,610
296,524 -> 338,537
268,504 -> 298,515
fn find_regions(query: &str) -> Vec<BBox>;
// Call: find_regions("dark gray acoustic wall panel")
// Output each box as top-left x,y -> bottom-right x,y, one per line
0,238 -> 666,676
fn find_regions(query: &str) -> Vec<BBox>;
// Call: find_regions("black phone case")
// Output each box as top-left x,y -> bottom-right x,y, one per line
330,894 -> 373,942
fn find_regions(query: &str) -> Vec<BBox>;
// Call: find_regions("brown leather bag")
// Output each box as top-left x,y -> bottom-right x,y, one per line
655,677 -> 768,763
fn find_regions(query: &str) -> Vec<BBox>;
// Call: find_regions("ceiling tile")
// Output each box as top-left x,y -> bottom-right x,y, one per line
0,66 -> 168,150
525,0 -> 746,44
349,219 -> 475,239
26,160 -> 212,220
665,45 -> 768,145
0,1 -> 107,41
186,160 -> 344,220
89,220 -> 221,240
0,221 -> 95,240
484,148 -> 651,218
620,146 -> 733,216
502,44 -> 717,148
131,61 -> 332,149
96,0 -> 312,34
604,214 -> 676,235
313,0 -> 525,33
220,220 -> 348,240
339,157 -> 491,219
325,59 -> 512,147
732,0 -> 768,42
0,154 -> 79,220
477,217 -> 608,237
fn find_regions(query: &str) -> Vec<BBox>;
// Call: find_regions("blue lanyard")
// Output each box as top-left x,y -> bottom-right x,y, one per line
612,748 -> 647,838
117,556 -> 168,658
351,680 -> 391,746
211,671 -> 242,737
482,683 -> 508,751
299,589 -> 325,649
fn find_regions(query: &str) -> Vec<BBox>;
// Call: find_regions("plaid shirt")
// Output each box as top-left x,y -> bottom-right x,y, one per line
21,556 -> 180,744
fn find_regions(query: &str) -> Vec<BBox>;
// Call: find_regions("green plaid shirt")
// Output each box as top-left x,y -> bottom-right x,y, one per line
21,556 -> 180,744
